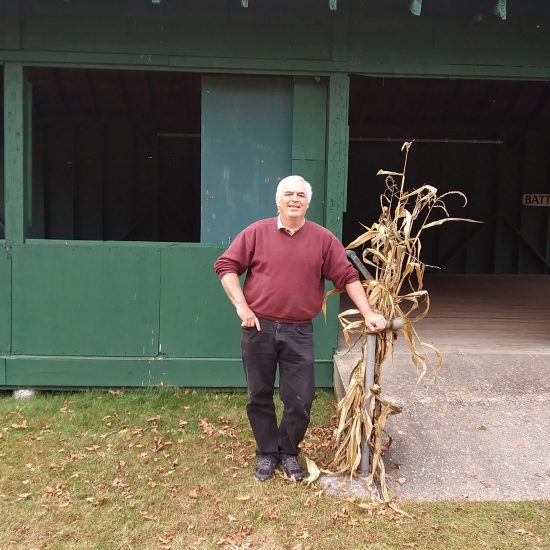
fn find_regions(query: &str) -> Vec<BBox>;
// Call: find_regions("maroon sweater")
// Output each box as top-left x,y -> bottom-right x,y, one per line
214,218 -> 359,323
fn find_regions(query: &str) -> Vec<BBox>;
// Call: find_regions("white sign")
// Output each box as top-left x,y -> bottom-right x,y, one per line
523,194 -> 550,206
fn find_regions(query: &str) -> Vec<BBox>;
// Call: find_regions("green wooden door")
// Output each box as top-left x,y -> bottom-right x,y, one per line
201,75 -> 293,245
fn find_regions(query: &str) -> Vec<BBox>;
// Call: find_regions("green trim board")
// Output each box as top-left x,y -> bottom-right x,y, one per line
292,76 -> 327,225
4,63 -> 27,245
325,74 -> 349,239
0,358 -> 5,386
0,246 -> 10,355
4,357 -> 335,388
2,50 -> 549,81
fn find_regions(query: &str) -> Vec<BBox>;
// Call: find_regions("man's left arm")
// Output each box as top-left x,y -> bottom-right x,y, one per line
345,280 -> 386,333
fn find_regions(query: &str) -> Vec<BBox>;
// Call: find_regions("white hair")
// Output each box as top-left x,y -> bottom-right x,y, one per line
275,175 -> 313,203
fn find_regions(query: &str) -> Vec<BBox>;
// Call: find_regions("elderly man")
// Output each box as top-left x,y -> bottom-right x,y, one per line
214,175 -> 385,482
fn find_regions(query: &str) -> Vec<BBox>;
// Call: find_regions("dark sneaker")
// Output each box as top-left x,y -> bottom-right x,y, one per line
280,455 -> 305,481
254,455 -> 279,482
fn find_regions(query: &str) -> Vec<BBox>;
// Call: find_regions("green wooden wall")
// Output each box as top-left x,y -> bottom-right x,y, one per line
4,241 -> 336,387
1,62 -> 342,388
1,0 -> 550,387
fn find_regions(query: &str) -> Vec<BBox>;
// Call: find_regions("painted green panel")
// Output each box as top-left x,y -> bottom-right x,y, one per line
0,246 -> 11,355
292,77 -> 327,161
0,358 -> 5,386
20,0 -> 332,62
5,356 -> 333,388
201,75 -> 292,244
160,243 -> 339,364
348,7 -> 550,74
12,242 -> 160,356
159,245 -> 241,358
0,2 -> 20,50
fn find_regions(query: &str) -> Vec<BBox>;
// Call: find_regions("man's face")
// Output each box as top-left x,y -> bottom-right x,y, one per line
276,180 -> 309,221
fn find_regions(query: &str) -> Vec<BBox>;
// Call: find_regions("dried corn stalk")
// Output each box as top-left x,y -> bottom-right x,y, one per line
327,142 -> 480,501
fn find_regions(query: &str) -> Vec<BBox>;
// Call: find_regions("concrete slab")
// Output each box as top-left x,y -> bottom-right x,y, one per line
333,347 -> 550,501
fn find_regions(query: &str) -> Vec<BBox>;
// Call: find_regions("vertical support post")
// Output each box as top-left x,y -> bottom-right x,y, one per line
494,0 -> 507,20
409,0 -> 422,16
360,332 -> 377,474
292,76 -> 327,226
4,63 -> 29,244
325,74 -> 349,239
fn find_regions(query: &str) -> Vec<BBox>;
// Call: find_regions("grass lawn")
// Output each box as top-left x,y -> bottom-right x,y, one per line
0,388 -> 548,549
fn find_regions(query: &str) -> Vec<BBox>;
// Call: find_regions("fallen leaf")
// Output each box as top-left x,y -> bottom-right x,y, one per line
304,457 -> 320,486
93,496 -> 109,506
11,420 -> 28,429
200,419 -> 216,435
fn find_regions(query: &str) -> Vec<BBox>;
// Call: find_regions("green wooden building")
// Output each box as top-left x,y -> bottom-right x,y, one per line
1,0 -> 549,388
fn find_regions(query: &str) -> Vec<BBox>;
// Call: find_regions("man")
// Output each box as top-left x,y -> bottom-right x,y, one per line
214,175 -> 385,482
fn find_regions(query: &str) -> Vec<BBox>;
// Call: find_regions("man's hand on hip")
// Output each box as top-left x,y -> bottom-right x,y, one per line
236,303 -> 261,331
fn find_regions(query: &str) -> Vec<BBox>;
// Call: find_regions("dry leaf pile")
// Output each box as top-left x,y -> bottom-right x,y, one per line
326,142 -> 479,501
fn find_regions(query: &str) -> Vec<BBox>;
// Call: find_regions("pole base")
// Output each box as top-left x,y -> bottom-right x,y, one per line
320,473 -> 382,502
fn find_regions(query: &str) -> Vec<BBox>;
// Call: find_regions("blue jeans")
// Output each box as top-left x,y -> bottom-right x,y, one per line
241,317 -> 315,458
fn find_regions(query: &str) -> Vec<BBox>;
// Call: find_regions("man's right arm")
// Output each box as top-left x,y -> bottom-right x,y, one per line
220,273 -> 261,331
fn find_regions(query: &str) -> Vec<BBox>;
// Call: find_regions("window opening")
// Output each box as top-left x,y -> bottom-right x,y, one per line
28,68 -> 201,242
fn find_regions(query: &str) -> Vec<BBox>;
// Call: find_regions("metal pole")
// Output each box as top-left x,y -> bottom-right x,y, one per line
360,318 -> 404,475
360,332 -> 377,474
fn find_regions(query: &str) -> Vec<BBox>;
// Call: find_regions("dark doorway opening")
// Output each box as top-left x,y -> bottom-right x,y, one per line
346,76 -> 550,274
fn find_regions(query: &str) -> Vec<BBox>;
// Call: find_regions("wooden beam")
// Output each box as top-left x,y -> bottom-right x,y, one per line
325,74 -> 349,238
409,0 -> 422,16
494,0 -> 507,20
4,63 -> 28,244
